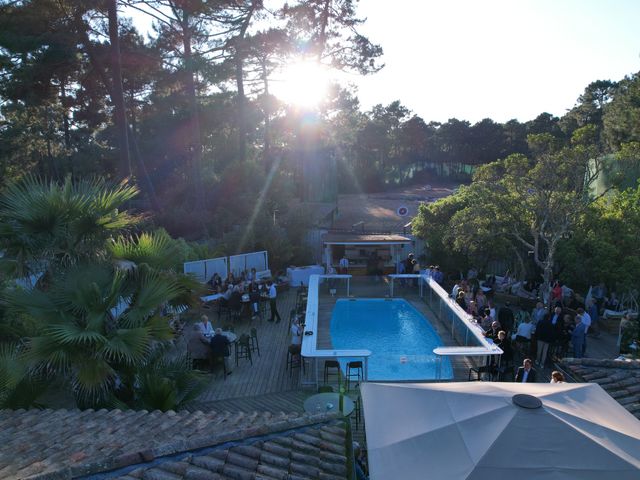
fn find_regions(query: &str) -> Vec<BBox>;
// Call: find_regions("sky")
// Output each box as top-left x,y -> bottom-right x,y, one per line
126,0 -> 640,124
350,0 -> 640,123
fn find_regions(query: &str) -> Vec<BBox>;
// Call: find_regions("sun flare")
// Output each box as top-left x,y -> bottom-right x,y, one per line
271,60 -> 330,108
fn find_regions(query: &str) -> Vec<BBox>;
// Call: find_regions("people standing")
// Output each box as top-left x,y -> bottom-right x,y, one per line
515,358 -> 537,383
267,280 -> 282,323
339,255 -> 349,275
536,306 -> 563,367
550,371 -> 565,383
497,302 -> 515,335
531,302 -> 546,327
571,315 -> 587,359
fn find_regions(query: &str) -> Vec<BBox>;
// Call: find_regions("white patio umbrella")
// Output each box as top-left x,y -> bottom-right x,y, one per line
362,382 -> 640,480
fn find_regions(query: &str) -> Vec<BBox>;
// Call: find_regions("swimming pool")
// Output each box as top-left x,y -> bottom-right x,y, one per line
330,298 -> 453,381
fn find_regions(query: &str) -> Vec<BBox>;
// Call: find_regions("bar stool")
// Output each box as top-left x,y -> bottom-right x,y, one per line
323,360 -> 340,384
235,334 -> 253,366
346,361 -> 363,390
249,327 -> 260,357
286,345 -> 304,377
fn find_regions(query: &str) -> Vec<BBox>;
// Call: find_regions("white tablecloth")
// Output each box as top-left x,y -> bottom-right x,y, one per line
287,265 -> 325,287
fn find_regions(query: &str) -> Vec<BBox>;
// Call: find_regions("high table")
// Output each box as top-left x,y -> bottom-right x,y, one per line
200,293 -> 223,303
303,392 -> 354,416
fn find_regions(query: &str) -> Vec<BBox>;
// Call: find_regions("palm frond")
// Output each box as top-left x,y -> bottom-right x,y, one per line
72,357 -> 115,407
100,327 -> 151,365
46,323 -> 107,347
24,336 -> 71,372
109,230 -> 179,271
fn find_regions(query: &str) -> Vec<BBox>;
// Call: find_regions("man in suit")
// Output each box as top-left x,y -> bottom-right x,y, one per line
536,306 -> 563,367
497,302 -> 515,334
571,315 -> 587,359
515,358 -> 537,383
210,328 -> 232,375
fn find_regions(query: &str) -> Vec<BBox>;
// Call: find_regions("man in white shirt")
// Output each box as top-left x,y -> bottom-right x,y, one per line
515,318 -> 534,340
576,307 -> 591,333
339,255 -> 349,274
531,302 -> 546,326
267,280 -> 282,323
576,307 -> 591,356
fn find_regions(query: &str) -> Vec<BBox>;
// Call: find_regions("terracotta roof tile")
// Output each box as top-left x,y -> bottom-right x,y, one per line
561,357 -> 640,420
0,407 -> 348,480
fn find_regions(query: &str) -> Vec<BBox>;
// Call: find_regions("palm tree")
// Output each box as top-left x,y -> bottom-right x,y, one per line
0,175 -> 139,279
5,263 -> 184,408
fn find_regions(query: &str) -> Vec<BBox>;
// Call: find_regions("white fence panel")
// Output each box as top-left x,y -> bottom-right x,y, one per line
229,251 -> 268,276
204,257 -> 228,280
183,260 -> 207,283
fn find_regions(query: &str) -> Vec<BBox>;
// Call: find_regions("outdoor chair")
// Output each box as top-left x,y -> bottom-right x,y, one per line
235,334 -> 253,366
468,365 -> 495,381
218,300 -> 230,320
227,294 -> 242,322
211,354 -> 228,379
249,327 -> 260,356
286,344 -> 305,378
346,361 -> 363,390
323,360 -> 340,385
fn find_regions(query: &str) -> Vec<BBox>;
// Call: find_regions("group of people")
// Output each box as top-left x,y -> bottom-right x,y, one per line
444,267 -> 612,381
514,358 -> 566,384
195,315 -> 234,374
208,271 -> 282,323
396,253 -> 444,285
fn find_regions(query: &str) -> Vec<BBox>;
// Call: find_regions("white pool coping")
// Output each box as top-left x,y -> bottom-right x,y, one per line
301,274 -> 502,377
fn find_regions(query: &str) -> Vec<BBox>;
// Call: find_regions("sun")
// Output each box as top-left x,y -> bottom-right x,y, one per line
271,60 -> 331,108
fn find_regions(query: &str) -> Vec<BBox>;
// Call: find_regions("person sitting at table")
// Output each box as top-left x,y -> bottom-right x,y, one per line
209,328 -> 232,375
208,273 -> 222,291
197,314 -> 214,339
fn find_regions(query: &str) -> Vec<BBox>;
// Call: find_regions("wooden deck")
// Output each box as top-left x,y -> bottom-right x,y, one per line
193,288 -> 309,402
181,279 -> 622,455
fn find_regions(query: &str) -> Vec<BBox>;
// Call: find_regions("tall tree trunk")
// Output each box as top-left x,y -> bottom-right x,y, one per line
233,2 -> 259,163
235,51 -> 247,162
73,11 -> 157,204
181,17 -> 204,211
316,0 -> 331,61
261,60 -> 271,172
60,80 -> 70,149
107,0 -> 131,178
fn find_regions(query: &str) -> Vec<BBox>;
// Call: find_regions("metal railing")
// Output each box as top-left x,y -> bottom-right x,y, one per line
301,273 -> 502,384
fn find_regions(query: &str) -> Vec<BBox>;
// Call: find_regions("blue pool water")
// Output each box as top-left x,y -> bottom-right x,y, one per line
330,298 -> 453,381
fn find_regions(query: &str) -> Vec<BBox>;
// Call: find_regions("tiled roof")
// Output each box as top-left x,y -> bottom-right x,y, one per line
0,408 -> 348,480
322,233 -> 412,244
561,357 -> 640,419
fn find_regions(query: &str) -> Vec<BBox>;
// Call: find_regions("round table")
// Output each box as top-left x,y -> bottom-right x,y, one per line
304,392 -> 355,416
204,331 -> 237,343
